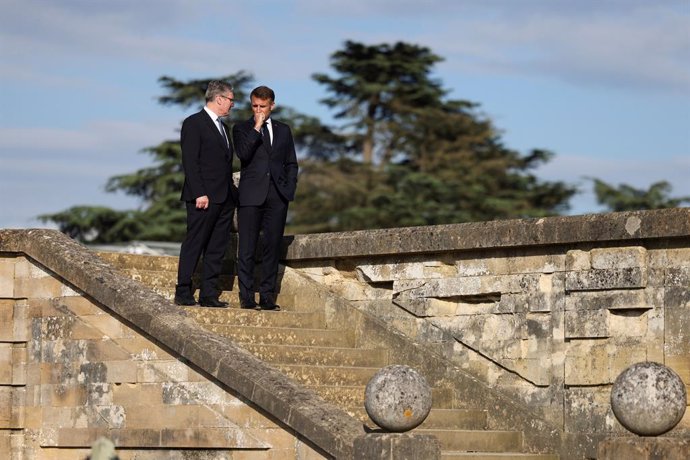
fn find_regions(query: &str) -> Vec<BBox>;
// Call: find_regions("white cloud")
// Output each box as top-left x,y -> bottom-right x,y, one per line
293,0 -> 689,91
534,152 -> 690,215
0,119 -> 179,226
0,120 -> 178,153
1,0 -> 244,76
4,0 -> 687,91
433,6 -> 688,91
537,153 -> 690,195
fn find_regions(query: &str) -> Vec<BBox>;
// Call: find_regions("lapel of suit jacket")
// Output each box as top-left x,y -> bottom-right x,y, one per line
203,110 -> 231,153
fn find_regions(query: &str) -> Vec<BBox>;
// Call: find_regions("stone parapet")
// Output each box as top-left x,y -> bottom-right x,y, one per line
279,208 -> 690,458
282,209 -> 690,260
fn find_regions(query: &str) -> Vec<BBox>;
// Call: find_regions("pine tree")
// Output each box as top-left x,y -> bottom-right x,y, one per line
290,40 -> 576,231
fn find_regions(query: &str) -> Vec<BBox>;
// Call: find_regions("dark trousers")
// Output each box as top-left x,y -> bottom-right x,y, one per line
237,182 -> 289,304
176,198 -> 234,299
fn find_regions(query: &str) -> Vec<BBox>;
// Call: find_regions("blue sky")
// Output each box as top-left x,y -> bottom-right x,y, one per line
1,0 -> 689,229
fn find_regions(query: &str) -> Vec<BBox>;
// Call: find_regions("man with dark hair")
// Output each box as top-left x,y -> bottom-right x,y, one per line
174,80 -> 237,308
232,86 -> 298,310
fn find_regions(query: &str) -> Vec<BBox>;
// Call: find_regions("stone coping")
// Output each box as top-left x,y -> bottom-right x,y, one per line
0,228 -> 365,459
282,208 -> 690,261
597,436 -> 690,460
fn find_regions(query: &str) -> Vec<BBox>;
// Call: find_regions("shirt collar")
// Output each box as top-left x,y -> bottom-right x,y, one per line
204,106 -> 221,120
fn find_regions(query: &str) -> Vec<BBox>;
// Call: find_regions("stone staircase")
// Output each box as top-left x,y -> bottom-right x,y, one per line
98,251 -> 558,459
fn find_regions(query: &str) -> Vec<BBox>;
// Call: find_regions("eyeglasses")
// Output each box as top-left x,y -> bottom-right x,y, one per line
219,95 -> 234,104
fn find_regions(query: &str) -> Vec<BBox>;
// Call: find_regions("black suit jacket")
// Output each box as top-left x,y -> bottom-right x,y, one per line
232,117 -> 298,206
180,109 -> 236,204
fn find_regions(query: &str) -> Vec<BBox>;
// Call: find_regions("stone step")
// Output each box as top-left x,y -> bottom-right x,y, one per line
239,343 -> 389,367
97,252 -> 182,272
186,307 -> 325,328
101,255 -> 298,309
102,253 -> 555,459
158,288 -> 297,310
116,268 -> 238,295
309,385 -> 455,409
422,408 -> 488,430
416,428 -> 522,453
100,253 -> 302,310
129,276 -> 300,312
110,269 -> 238,305
125,268 -> 184,289
276,363 -> 380,386
442,453 -> 558,460
205,325 -> 355,348
347,407 -> 488,430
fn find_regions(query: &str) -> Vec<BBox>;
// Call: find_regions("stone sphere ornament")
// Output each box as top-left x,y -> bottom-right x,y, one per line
611,362 -> 687,436
364,365 -> 432,432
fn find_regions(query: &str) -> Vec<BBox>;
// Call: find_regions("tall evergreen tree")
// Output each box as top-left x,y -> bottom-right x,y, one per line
290,40 -> 576,231
313,41 -> 446,165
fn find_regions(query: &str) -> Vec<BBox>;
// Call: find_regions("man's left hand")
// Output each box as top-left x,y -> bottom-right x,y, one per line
195,195 -> 209,209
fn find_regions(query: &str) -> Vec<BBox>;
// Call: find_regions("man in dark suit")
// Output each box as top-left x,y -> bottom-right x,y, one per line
232,86 -> 298,310
174,80 -> 237,308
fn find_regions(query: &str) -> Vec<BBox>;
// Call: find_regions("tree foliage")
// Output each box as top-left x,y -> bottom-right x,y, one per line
313,41 -> 446,165
41,40 -> 586,242
290,40 -> 576,232
592,179 -> 690,212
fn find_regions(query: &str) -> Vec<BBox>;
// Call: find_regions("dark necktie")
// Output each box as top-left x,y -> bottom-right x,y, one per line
217,118 -> 228,146
262,122 -> 271,146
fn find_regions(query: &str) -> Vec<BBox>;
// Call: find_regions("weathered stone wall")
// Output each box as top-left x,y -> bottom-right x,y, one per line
0,229 -> 371,459
280,209 -> 690,455
0,253 -> 329,459
2,209 -> 688,458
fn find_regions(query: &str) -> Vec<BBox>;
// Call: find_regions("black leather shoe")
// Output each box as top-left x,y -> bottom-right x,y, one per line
259,302 -> 281,311
174,295 -> 196,306
240,301 -> 260,310
198,297 -> 229,308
